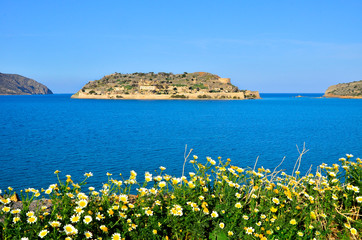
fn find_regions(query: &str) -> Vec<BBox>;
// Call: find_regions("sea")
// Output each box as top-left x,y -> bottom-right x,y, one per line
0,93 -> 361,192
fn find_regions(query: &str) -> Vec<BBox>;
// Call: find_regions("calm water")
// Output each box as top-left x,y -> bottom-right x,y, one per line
0,93 -> 361,191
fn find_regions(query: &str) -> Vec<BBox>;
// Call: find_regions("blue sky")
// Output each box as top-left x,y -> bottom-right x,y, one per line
1,0 -> 361,93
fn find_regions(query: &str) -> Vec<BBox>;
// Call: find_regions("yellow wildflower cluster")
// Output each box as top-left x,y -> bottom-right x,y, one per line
0,154 -> 361,239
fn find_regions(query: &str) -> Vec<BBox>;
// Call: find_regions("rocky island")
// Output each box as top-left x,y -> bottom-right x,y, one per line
71,72 -> 260,100
0,73 -> 53,95
324,80 -> 362,99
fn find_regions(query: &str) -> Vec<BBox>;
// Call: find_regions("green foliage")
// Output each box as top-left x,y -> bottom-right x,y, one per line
209,90 -> 221,93
0,155 -> 361,239
123,85 -> 133,90
198,94 -> 211,99
192,84 -> 207,89
171,95 -> 188,99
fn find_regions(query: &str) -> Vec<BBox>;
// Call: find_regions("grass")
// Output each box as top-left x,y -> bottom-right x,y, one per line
0,152 -> 361,239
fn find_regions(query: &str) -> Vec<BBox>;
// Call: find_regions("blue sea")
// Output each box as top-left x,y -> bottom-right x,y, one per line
0,93 -> 361,192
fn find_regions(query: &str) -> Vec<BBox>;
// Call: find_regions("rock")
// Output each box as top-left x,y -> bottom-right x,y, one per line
9,199 -> 52,212
0,73 -> 53,95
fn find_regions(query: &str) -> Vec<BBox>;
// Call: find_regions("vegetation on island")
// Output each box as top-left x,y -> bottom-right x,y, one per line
0,152 -> 361,239
324,80 -> 362,98
72,72 -> 260,100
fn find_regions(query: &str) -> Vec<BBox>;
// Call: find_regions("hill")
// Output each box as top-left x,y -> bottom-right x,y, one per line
72,72 -> 260,100
324,80 -> 362,99
0,73 -> 53,95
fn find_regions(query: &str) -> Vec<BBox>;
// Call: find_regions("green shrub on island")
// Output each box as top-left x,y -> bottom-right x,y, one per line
171,95 -> 188,99
0,154 -> 361,239
197,95 -> 212,99
192,84 -> 207,90
123,85 -> 133,90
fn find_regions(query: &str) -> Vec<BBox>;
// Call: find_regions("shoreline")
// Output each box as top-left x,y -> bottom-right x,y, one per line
71,91 -> 261,100
323,93 -> 362,99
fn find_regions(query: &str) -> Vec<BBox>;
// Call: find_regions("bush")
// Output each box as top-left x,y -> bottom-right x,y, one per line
192,84 -> 207,90
171,95 -> 188,99
0,154 -> 361,239
198,94 -> 211,99
124,85 -> 133,90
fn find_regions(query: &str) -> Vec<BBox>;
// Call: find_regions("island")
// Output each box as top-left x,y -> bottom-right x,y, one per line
0,73 -> 53,95
324,80 -> 362,99
71,72 -> 260,100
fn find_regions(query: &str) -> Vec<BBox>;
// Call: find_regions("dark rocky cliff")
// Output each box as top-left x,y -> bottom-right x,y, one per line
0,73 -> 53,95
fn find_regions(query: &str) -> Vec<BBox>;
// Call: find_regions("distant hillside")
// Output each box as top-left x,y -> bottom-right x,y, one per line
0,73 -> 53,95
324,80 -> 362,99
72,72 -> 260,100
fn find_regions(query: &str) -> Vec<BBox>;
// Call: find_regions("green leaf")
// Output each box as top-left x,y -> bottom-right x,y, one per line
209,230 -> 229,240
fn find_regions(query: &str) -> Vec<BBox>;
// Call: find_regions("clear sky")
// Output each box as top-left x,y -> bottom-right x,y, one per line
1,0 -> 361,93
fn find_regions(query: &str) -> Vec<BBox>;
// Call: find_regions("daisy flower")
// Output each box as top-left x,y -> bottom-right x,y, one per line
245,227 -> 254,235
49,221 -> 61,227
119,194 -> 128,203
77,199 -> 88,208
272,197 -> 280,205
64,224 -> 78,235
211,211 -> 219,218
145,209 -> 153,216
112,233 -> 122,240
83,215 -> 92,224
100,225 -> 108,233
27,216 -> 37,224
38,230 -> 49,238
290,219 -> 297,225
219,222 -> 225,229
158,181 -> 166,188
70,215 -> 80,223
13,217 -> 20,223
84,231 -> 92,239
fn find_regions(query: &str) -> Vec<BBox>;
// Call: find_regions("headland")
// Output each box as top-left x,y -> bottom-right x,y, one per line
324,80 -> 362,99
